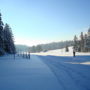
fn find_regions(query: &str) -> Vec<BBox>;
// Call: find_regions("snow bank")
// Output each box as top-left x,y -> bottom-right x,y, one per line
32,46 -> 90,57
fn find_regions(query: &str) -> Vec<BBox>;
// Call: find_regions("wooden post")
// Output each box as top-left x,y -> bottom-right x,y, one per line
14,53 -> 15,60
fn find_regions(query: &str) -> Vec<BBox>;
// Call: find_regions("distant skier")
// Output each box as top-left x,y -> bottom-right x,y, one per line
28,51 -> 30,59
73,49 -> 76,57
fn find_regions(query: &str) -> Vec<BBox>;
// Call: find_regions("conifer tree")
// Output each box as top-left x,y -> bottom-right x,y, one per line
88,28 -> 90,36
74,35 -> 78,51
3,23 -> 16,54
0,13 -> 4,55
36,45 -> 42,52
80,32 -> 84,52
86,28 -> 90,51
30,46 -> 36,53
84,34 -> 88,52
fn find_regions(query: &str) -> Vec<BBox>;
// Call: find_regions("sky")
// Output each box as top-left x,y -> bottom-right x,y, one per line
0,0 -> 90,46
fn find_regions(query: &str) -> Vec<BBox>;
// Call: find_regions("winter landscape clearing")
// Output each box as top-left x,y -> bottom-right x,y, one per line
1,1 -> 90,90
0,48 -> 90,90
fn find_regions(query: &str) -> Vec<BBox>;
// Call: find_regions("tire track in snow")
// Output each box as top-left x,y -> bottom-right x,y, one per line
47,60 -> 89,90
39,56 -> 90,90
41,57 -> 81,90
45,56 -> 89,80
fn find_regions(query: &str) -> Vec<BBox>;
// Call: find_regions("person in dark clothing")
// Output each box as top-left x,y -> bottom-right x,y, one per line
73,49 -> 76,57
28,51 -> 30,59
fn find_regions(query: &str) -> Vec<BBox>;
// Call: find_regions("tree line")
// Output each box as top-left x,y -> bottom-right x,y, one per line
30,29 -> 90,53
29,41 -> 73,53
0,13 -> 16,56
74,28 -> 90,52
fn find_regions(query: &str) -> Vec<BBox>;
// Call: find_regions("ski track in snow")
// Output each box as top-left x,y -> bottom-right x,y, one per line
0,54 -> 90,90
38,55 -> 90,90
0,55 -> 62,90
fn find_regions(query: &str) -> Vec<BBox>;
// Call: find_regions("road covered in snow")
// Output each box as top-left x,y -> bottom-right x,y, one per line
38,55 -> 90,90
0,54 -> 90,90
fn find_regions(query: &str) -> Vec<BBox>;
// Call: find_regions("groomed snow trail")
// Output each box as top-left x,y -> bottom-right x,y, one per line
0,55 -> 62,90
39,55 -> 90,90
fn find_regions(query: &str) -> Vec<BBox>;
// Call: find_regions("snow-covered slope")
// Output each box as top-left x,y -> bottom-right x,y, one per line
33,46 -> 90,56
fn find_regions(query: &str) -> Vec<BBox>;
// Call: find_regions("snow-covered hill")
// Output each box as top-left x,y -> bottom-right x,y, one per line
33,46 -> 90,56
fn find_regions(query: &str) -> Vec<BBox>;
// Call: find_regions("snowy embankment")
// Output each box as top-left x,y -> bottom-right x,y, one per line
32,46 -> 90,56
32,46 -> 90,65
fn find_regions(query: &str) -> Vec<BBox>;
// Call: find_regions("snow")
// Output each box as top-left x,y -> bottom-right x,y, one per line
0,48 -> 90,90
31,46 -> 73,56
38,55 -> 90,90
0,55 -> 62,90
32,46 -> 90,65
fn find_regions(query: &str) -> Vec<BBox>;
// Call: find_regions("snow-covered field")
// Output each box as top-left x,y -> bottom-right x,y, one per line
0,48 -> 90,90
33,47 -> 90,56
32,47 -> 90,65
